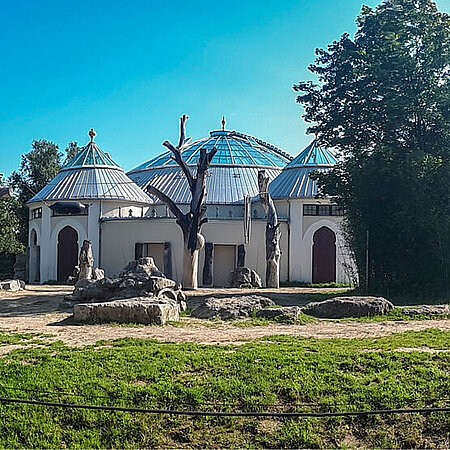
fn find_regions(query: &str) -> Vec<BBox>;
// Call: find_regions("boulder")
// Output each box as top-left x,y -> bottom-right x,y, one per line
120,257 -> 165,279
0,279 -> 23,292
67,259 -> 185,320
92,268 -> 105,281
256,306 -> 303,323
227,267 -> 262,288
400,304 -> 449,317
191,295 -> 275,320
73,297 -> 179,325
303,296 -> 394,319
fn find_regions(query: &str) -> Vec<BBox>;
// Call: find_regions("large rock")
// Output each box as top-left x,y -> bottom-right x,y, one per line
227,267 -> 262,288
191,295 -> 275,320
67,258 -> 185,320
73,297 -> 179,325
120,257 -> 165,279
303,296 -> 394,319
256,306 -> 303,323
0,279 -> 24,292
400,304 -> 449,317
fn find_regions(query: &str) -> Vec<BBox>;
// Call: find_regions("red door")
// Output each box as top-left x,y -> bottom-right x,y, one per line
57,226 -> 78,282
312,227 -> 336,283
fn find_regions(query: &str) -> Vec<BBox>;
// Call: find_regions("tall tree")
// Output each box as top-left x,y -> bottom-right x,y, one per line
147,115 -> 218,289
64,141 -> 82,164
9,139 -> 62,246
10,139 -> 62,204
295,0 -> 450,296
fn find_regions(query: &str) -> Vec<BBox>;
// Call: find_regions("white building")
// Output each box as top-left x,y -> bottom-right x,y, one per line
27,127 -> 355,286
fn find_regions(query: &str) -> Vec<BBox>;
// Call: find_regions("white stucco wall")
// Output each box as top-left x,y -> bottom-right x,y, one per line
100,217 -> 289,286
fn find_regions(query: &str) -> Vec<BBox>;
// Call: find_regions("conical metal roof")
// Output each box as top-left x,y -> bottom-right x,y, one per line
270,140 -> 337,199
28,130 -> 151,205
128,129 -> 293,204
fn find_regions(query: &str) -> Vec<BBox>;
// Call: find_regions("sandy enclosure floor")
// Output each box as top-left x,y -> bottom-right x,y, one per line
0,285 -> 449,348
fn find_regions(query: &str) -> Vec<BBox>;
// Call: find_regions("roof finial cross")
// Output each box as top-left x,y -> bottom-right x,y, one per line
221,116 -> 226,131
89,128 -> 97,142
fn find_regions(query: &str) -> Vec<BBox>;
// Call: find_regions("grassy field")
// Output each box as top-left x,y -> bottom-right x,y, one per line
0,329 -> 448,448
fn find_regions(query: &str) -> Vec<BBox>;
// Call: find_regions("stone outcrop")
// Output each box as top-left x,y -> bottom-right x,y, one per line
303,296 -> 394,319
400,304 -> 449,317
0,279 -> 25,292
73,297 -> 179,325
68,257 -> 186,316
68,240 -> 105,285
191,295 -> 275,320
227,267 -> 262,288
255,306 -> 303,323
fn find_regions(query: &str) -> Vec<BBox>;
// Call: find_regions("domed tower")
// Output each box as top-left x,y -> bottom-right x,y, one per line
269,140 -> 354,284
123,124 -> 292,287
27,130 -> 151,283
127,127 -> 292,206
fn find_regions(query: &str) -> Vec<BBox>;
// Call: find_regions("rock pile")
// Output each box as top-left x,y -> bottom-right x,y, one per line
303,296 -> 394,319
227,267 -> 262,288
190,295 -> 274,320
69,257 -> 185,325
68,257 -> 185,304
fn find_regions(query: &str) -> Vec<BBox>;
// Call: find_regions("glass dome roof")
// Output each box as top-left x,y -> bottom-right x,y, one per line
130,130 -> 292,173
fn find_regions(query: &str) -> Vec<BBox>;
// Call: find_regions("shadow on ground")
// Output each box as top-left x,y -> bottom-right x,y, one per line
0,286 -> 74,317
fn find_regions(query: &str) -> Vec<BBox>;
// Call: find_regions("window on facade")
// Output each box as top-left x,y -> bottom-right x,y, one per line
31,208 -> 42,219
52,204 -> 89,216
303,204 -> 344,217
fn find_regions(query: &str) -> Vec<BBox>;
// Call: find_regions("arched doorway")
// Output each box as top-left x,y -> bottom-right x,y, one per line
57,226 -> 78,282
312,226 -> 336,283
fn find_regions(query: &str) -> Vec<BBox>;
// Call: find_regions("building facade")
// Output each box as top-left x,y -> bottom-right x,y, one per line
27,128 -> 356,286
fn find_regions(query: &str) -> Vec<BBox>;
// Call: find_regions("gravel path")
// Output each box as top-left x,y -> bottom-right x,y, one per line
0,286 -> 449,348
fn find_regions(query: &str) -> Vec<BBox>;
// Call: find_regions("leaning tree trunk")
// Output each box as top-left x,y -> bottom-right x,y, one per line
147,115 -> 217,290
258,170 -> 281,288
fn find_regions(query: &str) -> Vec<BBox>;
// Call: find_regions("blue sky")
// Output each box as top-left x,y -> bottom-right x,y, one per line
1,0 -> 450,177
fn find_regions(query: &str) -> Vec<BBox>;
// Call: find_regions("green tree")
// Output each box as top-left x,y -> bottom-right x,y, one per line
8,139 -> 62,248
10,139 -> 62,204
0,196 -> 25,279
64,141 -> 82,164
295,0 -> 450,297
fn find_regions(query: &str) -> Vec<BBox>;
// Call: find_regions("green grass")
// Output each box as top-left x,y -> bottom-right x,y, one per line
0,329 -> 448,448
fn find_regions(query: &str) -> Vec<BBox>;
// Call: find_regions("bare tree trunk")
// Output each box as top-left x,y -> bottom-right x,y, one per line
147,115 -> 217,290
258,170 -> 281,288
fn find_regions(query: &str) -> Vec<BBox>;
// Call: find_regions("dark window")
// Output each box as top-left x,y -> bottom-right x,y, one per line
303,204 -> 344,217
52,204 -> 89,217
303,204 -> 317,216
31,208 -> 42,219
330,205 -> 344,216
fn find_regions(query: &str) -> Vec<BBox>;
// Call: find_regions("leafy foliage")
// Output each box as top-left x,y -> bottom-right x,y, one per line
295,0 -> 450,296
0,197 -> 25,279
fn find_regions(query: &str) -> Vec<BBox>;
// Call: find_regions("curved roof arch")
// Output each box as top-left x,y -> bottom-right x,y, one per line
128,129 -> 293,205
28,134 -> 151,205
270,140 -> 338,199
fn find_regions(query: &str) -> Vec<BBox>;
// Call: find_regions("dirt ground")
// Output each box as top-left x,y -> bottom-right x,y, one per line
0,285 -> 449,348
